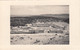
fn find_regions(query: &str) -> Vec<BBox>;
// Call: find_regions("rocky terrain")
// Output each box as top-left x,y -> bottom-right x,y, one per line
11,33 -> 69,45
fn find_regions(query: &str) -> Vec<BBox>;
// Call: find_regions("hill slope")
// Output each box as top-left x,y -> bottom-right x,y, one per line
10,14 -> 69,26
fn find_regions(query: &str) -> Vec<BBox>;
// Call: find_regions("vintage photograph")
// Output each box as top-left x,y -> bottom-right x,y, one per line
10,5 -> 69,45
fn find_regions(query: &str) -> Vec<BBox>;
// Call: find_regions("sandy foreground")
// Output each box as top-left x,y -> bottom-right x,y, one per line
10,33 -> 69,45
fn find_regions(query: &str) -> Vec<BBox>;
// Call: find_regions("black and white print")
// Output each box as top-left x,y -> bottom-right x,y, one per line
10,5 -> 69,45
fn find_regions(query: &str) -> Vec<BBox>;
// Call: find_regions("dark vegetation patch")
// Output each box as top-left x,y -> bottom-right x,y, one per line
10,14 -> 69,26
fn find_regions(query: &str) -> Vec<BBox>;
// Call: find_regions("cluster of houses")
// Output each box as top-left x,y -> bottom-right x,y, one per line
11,21 -> 64,34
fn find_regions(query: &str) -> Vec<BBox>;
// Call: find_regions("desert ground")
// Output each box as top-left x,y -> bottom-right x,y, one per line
10,22 -> 69,45
11,33 -> 69,45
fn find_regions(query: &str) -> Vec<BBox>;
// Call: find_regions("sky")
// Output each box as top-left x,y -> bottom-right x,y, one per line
10,5 -> 69,16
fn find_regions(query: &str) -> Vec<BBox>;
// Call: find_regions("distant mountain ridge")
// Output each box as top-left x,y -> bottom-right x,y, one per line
11,14 -> 69,18
41,14 -> 69,18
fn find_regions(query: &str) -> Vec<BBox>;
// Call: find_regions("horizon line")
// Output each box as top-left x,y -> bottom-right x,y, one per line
11,14 -> 69,17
